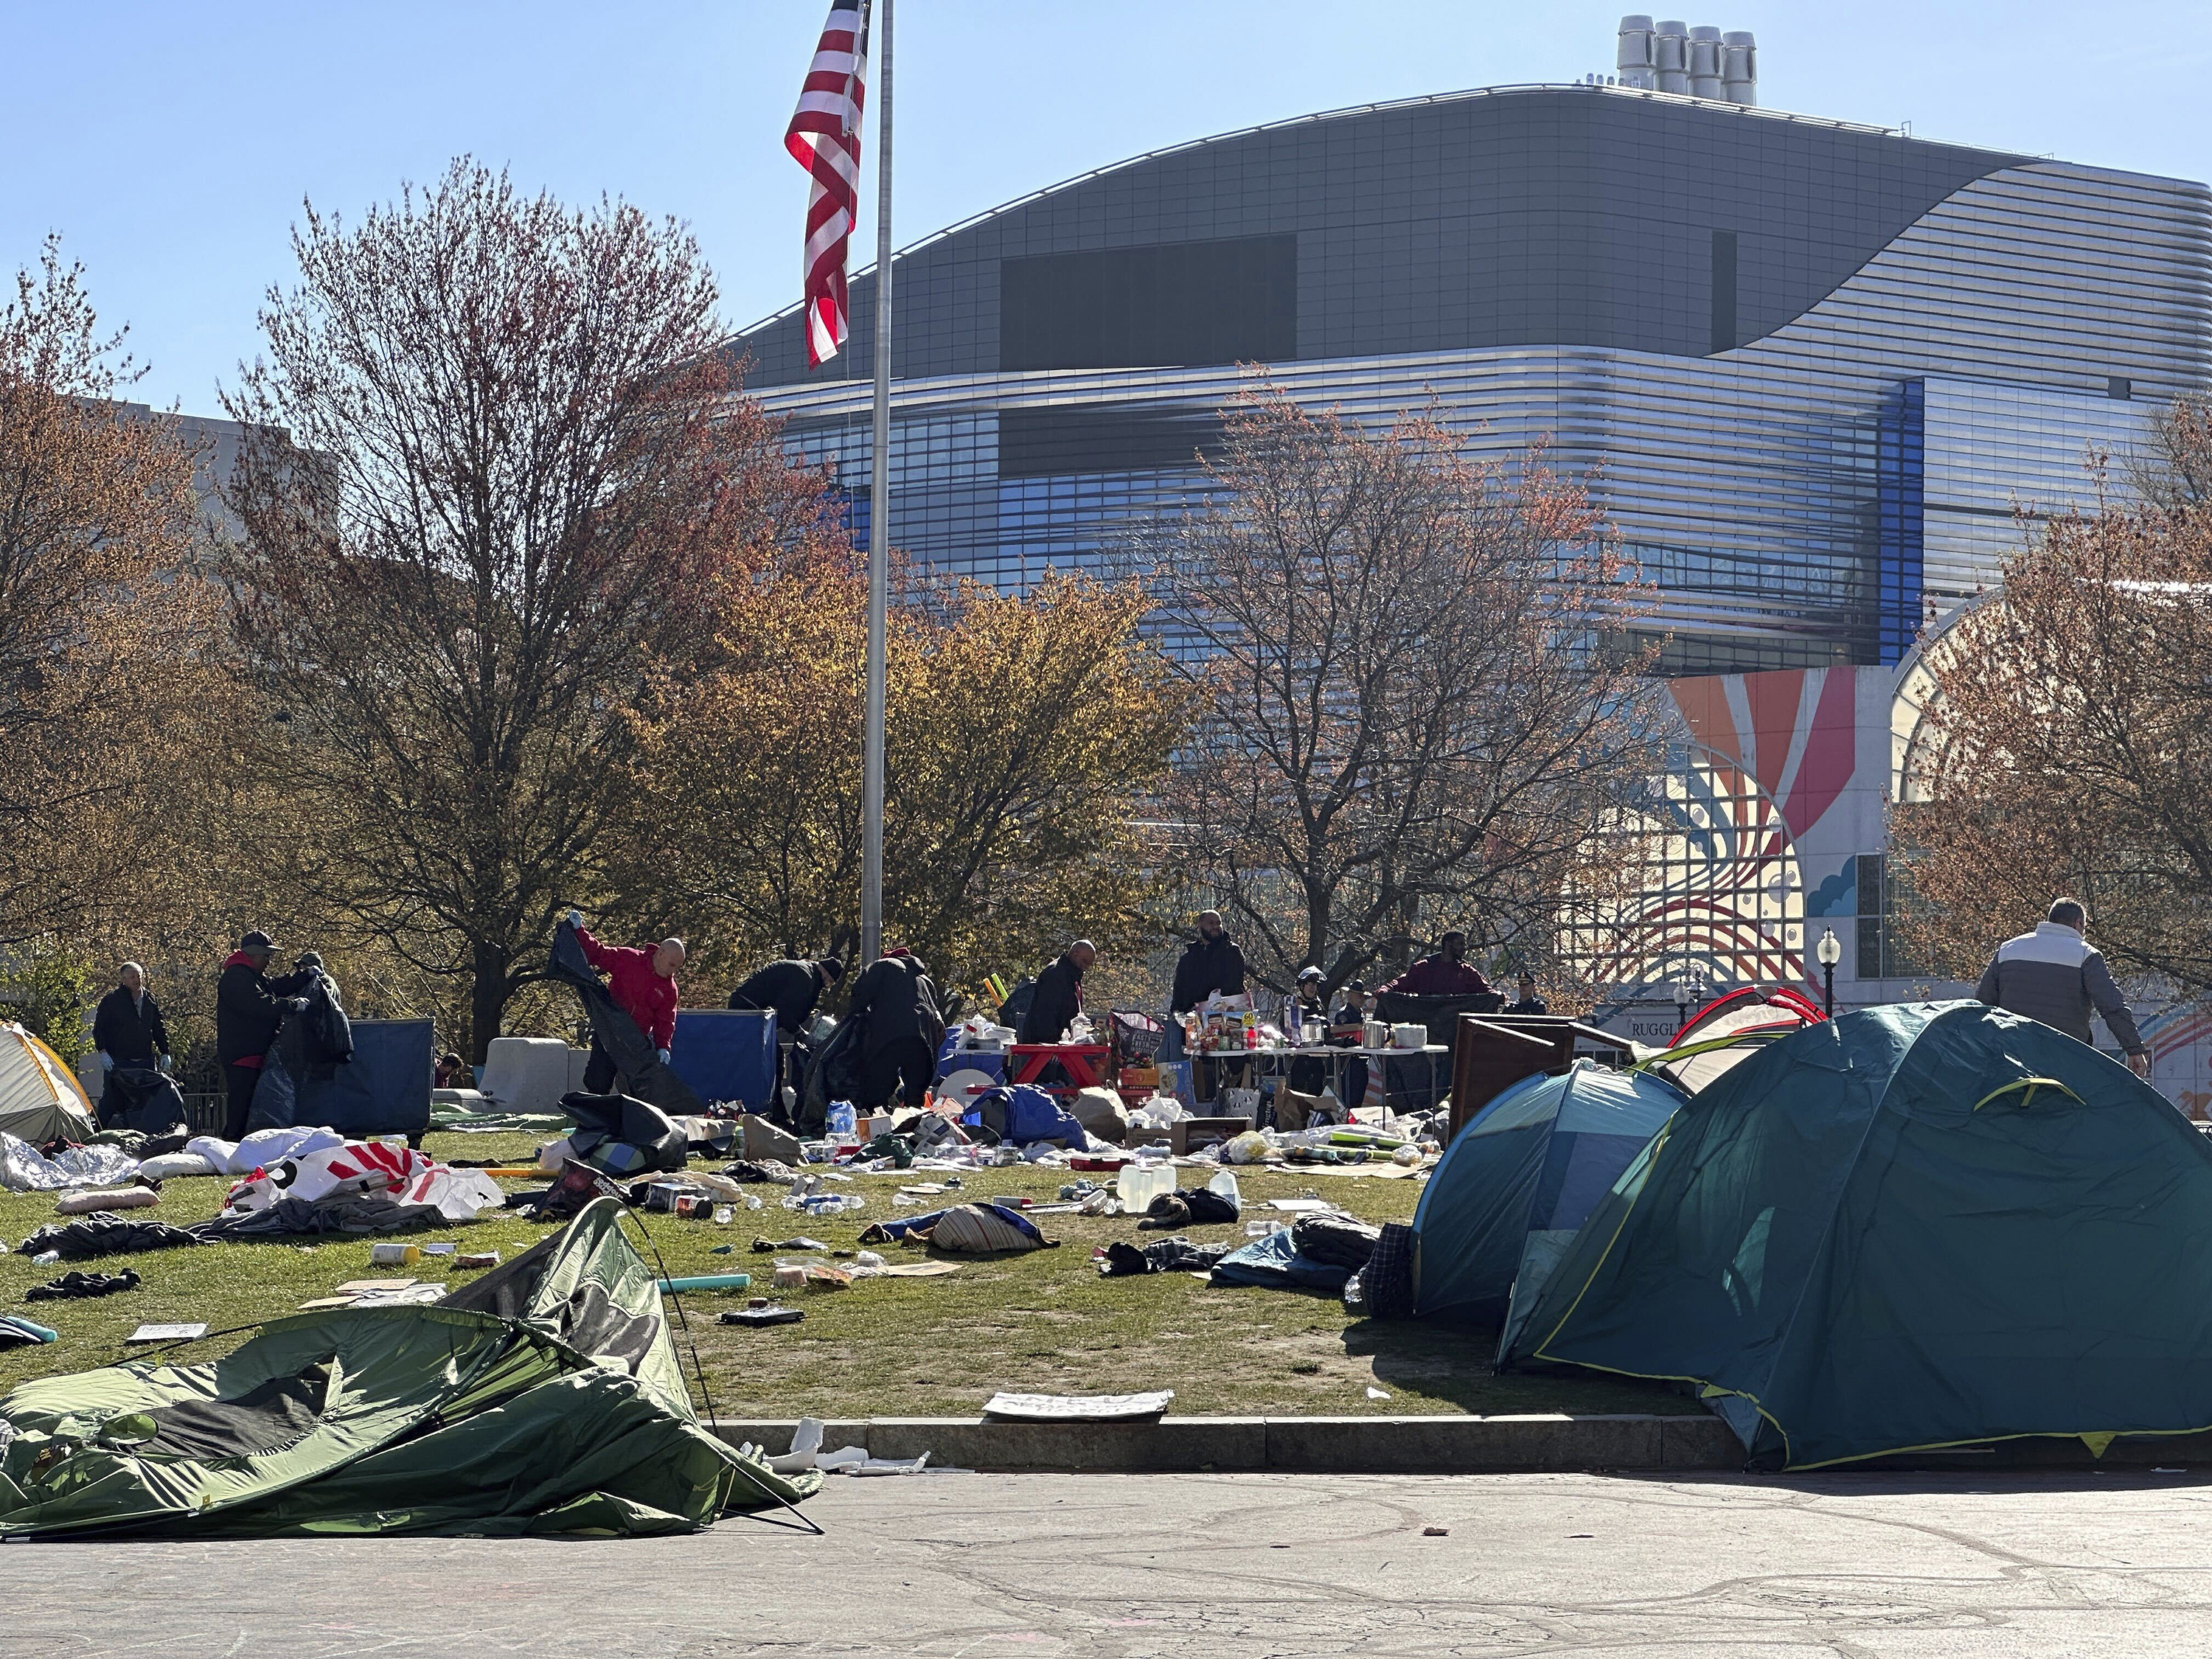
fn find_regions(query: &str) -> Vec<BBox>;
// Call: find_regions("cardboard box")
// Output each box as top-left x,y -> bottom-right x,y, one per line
1170,1116 -> 1251,1155
741,1115 -> 804,1165
856,1113 -> 894,1142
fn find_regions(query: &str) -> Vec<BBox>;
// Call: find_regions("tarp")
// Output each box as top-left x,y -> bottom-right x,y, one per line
669,1009 -> 778,1113
247,1019 -> 434,1140
1501,1000 -> 2212,1470
549,922 -> 703,1119
0,1198 -> 818,1537
1409,1060 -> 1683,1329
0,1023 -> 97,1147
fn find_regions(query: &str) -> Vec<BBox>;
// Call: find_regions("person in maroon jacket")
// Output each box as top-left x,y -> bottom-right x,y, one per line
1381,931 -> 1495,998
566,908 -> 683,1093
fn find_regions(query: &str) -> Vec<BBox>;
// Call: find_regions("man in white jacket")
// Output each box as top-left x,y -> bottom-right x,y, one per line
1974,897 -> 2152,1078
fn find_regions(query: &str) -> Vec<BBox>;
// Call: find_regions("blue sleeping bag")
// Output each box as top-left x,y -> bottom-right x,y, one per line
975,1084 -> 1090,1149
1209,1228 -> 1354,1293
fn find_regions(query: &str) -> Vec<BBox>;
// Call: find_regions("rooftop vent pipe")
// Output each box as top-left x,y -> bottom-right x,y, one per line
1687,25 -> 1725,98
1616,15 -> 1657,88
1721,30 -> 1758,105
1654,19 -> 1690,94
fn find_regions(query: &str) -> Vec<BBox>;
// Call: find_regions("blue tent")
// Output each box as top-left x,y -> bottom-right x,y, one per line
1409,1059 -> 1683,1328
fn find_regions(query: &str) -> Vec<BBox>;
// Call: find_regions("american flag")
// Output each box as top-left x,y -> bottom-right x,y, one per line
785,1 -> 871,367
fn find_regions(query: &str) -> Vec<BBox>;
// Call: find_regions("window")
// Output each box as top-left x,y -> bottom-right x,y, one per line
1854,853 -> 1929,979
999,235 -> 1298,371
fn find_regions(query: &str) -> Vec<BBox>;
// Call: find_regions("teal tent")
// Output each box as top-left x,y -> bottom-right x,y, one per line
0,1199 -> 819,1537
1502,1000 -> 2212,1469
1408,1060 -> 1683,1329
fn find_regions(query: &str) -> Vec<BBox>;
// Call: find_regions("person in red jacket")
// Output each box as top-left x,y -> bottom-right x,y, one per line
567,908 -> 683,1093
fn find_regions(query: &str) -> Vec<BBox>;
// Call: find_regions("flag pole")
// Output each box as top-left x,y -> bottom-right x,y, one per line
860,0 -> 892,967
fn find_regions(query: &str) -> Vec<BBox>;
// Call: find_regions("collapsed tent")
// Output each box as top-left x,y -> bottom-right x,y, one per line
1409,1060 -> 1684,1328
0,1023 -> 97,1147
0,1198 -> 819,1538
1502,1000 -> 2212,1470
548,921 -> 703,1119
1644,987 -> 1825,1094
97,1063 -> 189,1135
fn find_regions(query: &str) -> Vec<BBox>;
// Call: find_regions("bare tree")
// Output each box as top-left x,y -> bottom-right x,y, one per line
1893,420 -> 2212,995
1146,391 -> 1663,993
222,160 -> 833,1056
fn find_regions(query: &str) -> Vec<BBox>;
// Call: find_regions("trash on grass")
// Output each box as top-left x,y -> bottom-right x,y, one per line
981,1391 -> 1174,1422
125,1322 -> 207,1343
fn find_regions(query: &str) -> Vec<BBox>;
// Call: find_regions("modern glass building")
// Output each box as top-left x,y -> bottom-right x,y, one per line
732,80 -> 2210,672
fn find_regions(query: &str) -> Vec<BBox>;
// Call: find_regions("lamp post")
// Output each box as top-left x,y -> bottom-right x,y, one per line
1817,926 -> 1842,1018
1674,973 -> 1692,1033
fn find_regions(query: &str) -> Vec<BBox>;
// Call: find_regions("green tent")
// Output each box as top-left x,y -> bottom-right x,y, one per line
0,1198 -> 818,1537
1502,1000 -> 2212,1470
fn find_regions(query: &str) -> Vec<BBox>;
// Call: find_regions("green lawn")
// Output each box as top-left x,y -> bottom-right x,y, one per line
0,1133 -> 1694,1420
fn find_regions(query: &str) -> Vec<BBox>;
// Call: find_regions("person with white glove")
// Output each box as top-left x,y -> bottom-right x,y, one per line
91,961 -> 172,1087
567,910 -> 684,1093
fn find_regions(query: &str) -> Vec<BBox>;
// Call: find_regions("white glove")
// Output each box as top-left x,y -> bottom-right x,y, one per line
156,1054 -> 172,1075
566,908 -> 583,929
97,1050 -> 113,1071
655,1048 -> 672,1066
287,997 -> 310,1013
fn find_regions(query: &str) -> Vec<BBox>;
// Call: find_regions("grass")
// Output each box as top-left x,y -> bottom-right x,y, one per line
0,1132 -> 1696,1421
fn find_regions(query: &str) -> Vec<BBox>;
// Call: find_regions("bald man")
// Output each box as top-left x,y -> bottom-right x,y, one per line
1018,940 -> 1096,1046
568,908 -> 683,1093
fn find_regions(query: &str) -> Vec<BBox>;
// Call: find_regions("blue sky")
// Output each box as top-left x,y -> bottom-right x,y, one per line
4,1 -> 2206,414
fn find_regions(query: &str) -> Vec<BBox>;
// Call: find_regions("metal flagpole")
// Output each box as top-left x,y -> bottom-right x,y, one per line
860,0 -> 892,967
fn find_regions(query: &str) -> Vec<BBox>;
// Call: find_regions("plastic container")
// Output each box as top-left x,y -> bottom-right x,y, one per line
1207,1169 -> 1242,1209
1116,1161 -> 1175,1209
369,1242 -> 420,1266
827,1100 -> 858,1137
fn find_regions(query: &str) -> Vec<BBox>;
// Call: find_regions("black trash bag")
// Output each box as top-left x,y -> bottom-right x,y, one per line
26,1268 -> 142,1301
97,1066 -> 189,1135
560,1091 -> 688,1175
548,919 -> 703,1119
190,1196 -> 452,1240
18,1214 -> 205,1262
798,1014 -> 866,1138
1292,1210 -> 1383,1269
246,964 -> 355,1135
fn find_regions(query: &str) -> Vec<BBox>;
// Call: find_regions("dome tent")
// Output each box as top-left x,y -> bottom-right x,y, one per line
1501,1001 -> 2212,1470
0,1021 -> 97,1147
1408,1060 -> 1686,1327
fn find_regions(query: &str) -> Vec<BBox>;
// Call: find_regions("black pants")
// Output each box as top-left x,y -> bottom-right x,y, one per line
582,1037 -> 618,1096
858,1037 -> 934,1112
223,1062 -> 263,1141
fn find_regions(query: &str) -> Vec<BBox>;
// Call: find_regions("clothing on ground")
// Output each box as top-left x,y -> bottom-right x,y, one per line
1975,919 -> 2146,1054
25,1269 -> 141,1301
18,1214 -> 206,1261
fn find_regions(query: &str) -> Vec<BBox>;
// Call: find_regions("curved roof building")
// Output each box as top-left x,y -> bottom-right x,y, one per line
734,80 -> 2211,669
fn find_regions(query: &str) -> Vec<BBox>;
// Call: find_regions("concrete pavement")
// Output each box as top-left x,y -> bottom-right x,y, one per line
8,1469 -> 2212,1657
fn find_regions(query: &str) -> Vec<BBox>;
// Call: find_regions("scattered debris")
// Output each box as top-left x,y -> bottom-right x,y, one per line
125,1323 -> 206,1343
25,1269 -> 141,1301
981,1391 -> 1174,1422
1424,1526 -> 1449,1537
1366,1386 -> 1391,1399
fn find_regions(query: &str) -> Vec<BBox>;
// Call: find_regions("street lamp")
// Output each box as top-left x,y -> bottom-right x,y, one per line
1674,973 -> 1692,1033
1816,926 -> 1842,1018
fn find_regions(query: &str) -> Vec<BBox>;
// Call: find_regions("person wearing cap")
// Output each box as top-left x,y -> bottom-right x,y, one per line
1505,972 -> 1549,1016
1330,979 -> 1373,1031
730,956 -> 846,1115
215,930 -> 316,1140
1382,930 -> 1495,998
566,910 -> 683,1093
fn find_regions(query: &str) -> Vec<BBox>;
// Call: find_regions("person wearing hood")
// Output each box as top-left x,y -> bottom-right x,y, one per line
731,956 -> 846,1113
846,947 -> 942,1113
215,930 -> 314,1140
1018,941 -> 1095,1046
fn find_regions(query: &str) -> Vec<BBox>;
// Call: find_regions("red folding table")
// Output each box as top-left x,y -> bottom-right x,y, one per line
1005,1043 -> 1113,1099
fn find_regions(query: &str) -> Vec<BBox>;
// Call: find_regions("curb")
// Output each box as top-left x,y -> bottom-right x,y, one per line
709,1412 -> 1745,1473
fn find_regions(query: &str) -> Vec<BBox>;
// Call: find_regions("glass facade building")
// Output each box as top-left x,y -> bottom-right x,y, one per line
733,82 -> 2210,669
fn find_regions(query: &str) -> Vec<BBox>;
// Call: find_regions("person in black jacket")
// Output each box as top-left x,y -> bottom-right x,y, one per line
93,963 -> 170,1074
1170,911 -> 1247,1015
729,957 -> 844,1033
1018,942 -> 1095,1045
847,947 -> 941,1113
215,930 -> 313,1141
731,956 -> 845,1115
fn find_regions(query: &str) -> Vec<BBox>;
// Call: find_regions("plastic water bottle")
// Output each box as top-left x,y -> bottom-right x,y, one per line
1282,994 -> 1301,1044
827,1100 -> 857,1137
